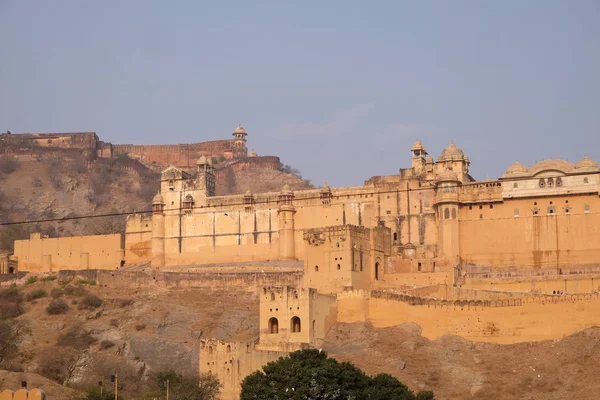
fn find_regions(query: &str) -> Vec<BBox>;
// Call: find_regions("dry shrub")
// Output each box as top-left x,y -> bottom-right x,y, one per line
79,295 -> 103,309
57,325 -> 97,350
26,289 -> 47,301
46,299 -> 69,315
50,288 -> 64,298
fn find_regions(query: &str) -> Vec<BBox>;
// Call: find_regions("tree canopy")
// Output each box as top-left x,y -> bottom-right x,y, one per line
240,349 -> 434,400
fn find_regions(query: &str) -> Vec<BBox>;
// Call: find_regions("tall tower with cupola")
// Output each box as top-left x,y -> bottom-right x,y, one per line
232,125 -> 248,158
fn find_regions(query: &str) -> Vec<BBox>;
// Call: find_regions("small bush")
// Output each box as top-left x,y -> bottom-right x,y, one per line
0,285 -> 24,319
24,276 -> 38,285
46,299 -> 69,315
0,157 -> 18,174
50,288 -> 64,299
57,326 -> 97,349
0,285 -> 20,299
63,285 -> 88,297
77,279 -> 97,286
118,299 -> 133,308
80,295 -> 103,309
99,340 -> 115,350
40,275 -> 57,282
59,279 -> 73,287
26,289 -> 47,301
135,324 -> 146,331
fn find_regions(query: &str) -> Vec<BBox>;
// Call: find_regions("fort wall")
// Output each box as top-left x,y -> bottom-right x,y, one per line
113,140 -> 236,168
199,339 -> 288,400
55,269 -> 304,290
13,234 -> 125,272
336,289 -> 600,344
459,192 -> 600,270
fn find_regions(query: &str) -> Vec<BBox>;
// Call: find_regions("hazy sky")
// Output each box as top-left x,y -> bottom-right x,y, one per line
1,1 -> 599,187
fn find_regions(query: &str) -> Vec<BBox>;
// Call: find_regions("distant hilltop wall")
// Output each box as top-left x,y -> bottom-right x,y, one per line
214,156 -> 281,179
112,140 -> 240,168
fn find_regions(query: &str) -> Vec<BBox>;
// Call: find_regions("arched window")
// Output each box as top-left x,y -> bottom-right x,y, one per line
548,206 -> 556,215
533,208 -> 539,216
375,262 -> 380,281
584,177 -> 589,184
268,317 -> 279,334
290,316 -> 301,333
314,265 -> 319,272
226,345 -> 231,353
183,194 -> 195,210
584,204 -> 590,214
270,292 -> 275,301
208,346 -> 213,355
451,208 -> 457,219
393,232 -> 398,241
556,177 -> 562,187
513,182 -> 518,188
539,179 -> 545,188
8,267 -> 14,274
565,206 -> 571,215
547,177 -> 554,188
514,209 -> 519,217
444,208 -> 450,219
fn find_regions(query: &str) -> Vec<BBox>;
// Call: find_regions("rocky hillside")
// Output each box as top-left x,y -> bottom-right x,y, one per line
1,276 -> 258,397
2,276 -> 599,399
0,155 -> 312,251
324,322 -> 600,400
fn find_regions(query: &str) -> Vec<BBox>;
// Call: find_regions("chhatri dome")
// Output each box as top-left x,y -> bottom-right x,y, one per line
197,155 -> 208,165
152,192 -> 164,205
503,160 -> 528,177
234,125 -> 246,134
438,141 -> 466,161
574,156 -> 599,171
411,140 -> 425,152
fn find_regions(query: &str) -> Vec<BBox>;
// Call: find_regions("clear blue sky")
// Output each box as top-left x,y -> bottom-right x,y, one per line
1,1 -> 598,187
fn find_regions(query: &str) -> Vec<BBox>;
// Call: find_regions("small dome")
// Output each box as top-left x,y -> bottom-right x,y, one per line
197,155 -> 208,165
152,192 -> 164,205
411,140 -> 425,151
438,141 -> 466,161
206,157 -> 213,165
244,189 -> 252,196
321,182 -> 331,192
504,160 -> 528,176
249,150 -> 257,157
425,155 -> 434,163
234,125 -> 246,134
281,184 -> 292,193
575,156 -> 599,171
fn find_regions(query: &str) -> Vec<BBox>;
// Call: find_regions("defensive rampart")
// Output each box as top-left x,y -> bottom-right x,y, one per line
337,289 -> 600,343
56,269 -> 304,290
113,140 -> 236,168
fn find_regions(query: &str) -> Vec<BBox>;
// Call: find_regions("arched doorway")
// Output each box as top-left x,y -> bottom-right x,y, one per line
268,317 -> 279,334
290,316 -> 301,333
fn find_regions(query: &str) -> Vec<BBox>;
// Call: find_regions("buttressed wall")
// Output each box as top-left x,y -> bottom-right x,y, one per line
14,233 -> 125,272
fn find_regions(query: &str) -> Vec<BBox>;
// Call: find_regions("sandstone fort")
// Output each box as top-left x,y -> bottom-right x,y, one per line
2,127 -> 600,398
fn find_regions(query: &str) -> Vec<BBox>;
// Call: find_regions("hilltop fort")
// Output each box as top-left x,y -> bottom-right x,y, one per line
3,134 -> 600,399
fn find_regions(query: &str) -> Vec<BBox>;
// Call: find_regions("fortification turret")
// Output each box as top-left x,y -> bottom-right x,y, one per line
278,184 -> 296,260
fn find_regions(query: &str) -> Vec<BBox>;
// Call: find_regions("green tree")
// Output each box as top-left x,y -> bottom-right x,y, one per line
240,349 -> 433,400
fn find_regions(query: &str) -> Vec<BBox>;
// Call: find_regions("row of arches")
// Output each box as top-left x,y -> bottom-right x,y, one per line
268,316 -> 301,334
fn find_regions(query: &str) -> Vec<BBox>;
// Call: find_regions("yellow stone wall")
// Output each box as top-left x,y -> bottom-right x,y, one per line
337,290 -> 600,344
459,193 -> 600,270
14,233 -> 124,272
259,286 -> 337,350
199,339 -> 288,400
